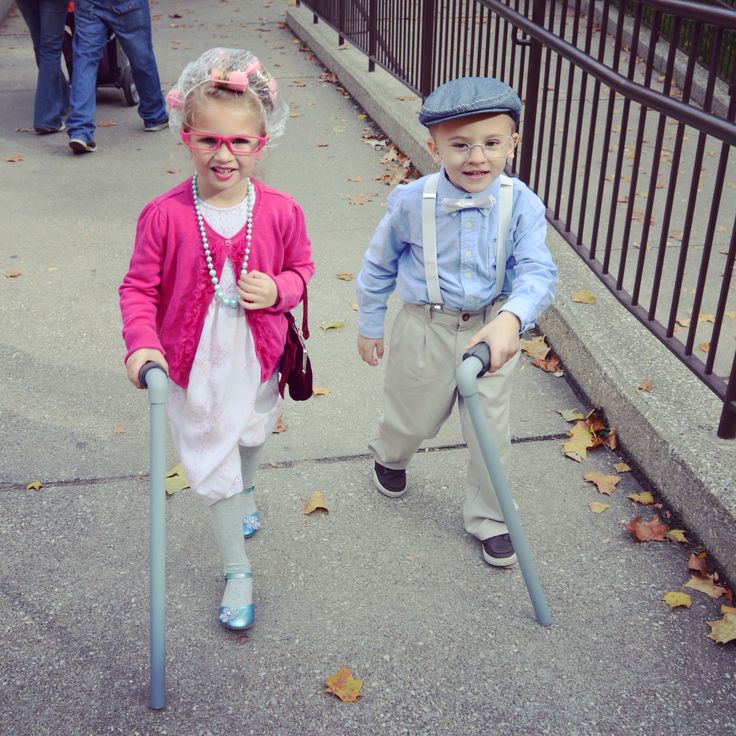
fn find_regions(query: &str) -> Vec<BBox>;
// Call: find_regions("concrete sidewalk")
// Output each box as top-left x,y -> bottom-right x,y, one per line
1,1 -> 734,734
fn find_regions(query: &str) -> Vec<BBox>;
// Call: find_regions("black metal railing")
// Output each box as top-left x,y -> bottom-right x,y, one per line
297,0 -> 736,439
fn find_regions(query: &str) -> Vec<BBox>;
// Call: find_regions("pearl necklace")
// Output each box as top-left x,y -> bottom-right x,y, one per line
192,173 -> 254,309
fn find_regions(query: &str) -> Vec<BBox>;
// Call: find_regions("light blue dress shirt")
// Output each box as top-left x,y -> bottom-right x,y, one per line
356,168 -> 558,338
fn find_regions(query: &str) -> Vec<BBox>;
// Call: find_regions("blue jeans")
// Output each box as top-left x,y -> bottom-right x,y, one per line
67,0 -> 167,142
16,0 -> 70,131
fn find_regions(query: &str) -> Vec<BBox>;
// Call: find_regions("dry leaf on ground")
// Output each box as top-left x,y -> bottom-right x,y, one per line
558,409 -> 584,422
303,490 -> 329,515
571,288 -> 596,304
520,335 -> 550,360
532,353 -> 564,376
666,529 -> 688,543
614,462 -> 631,473
350,299 -> 358,311
98,120 -> 117,127
272,414 -> 289,433
26,480 -> 42,490
312,386 -> 331,396
324,666 -> 363,702
662,592 -> 692,609
638,379 -> 653,392
321,320 -> 345,331
347,193 -> 373,205
588,501 -> 610,513
584,472 -> 620,495
563,421 -> 595,462
5,155 -> 24,163
627,491 -> 655,505
625,514 -> 669,542
685,573 -> 728,599
336,272 -> 354,281
707,612 -> 736,644
165,463 -> 190,494
5,270 -> 21,278
687,552 -> 708,575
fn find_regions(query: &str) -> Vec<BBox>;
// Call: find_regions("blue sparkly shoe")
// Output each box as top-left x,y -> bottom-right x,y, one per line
241,486 -> 261,538
218,571 -> 254,631
242,511 -> 261,538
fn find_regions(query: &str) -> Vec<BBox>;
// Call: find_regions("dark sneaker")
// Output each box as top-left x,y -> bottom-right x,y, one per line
144,119 -> 169,132
35,123 -> 66,135
372,462 -> 407,498
482,534 -> 517,567
69,138 -> 97,154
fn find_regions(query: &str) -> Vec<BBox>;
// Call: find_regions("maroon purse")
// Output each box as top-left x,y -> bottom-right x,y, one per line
278,269 -> 313,401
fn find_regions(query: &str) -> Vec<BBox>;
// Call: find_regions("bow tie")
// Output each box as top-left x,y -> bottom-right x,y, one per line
441,194 -> 495,213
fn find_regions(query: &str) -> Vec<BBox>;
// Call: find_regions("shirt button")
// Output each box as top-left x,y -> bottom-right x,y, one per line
464,222 -> 474,230
224,239 -> 232,247
465,250 -> 472,257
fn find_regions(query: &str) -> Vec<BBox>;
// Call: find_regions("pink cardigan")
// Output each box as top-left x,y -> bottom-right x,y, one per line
119,177 -> 314,388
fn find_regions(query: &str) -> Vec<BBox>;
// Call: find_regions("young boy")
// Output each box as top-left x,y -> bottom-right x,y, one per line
356,76 -> 557,567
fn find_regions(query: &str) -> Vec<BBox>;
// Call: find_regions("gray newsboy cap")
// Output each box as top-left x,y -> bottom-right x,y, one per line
419,76 -> 521,127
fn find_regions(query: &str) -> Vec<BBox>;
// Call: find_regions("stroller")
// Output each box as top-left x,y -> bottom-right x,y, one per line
62,2 -> 139,107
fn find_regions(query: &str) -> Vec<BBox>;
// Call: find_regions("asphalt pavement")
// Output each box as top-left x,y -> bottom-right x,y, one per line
1,2 -> 735,735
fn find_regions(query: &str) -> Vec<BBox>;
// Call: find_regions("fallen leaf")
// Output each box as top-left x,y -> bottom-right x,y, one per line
685,573 -> 728,599
697,313 -> 714,323
317,142 -> 329,148
312,386 -> 331,396
350,299 -> 358,311
235,631 -> 254,644
638,379 -> 653,392
5,155 -> 24,163
707,612 -> 736,644
319,71 -> 338,83
347,193 -> 374,205
626,514 -> 669,542
356,113 -> 367,120
588,501 -> 610,513
563,421 -> 595,462
584,472 -> 620,495
698,342 -> 710,353
532,353 -> 564,376
571,288 -> 596,304
520,335 -> 550,360
662,592 -> 692,609
725,310 -> 736,319
290,79 -> 307,87
165,463 -> 190,494
303,490 -> 329,515
321,320 -> 345,331
324,666 -> 363,702
5,269 -> 22,278
397,94 -> 416,100
47,266 -> 58,273
558,409 -> 584,422
26,480 -> 42,490
289,112 -> 302,118
336,272 -> 354,281
687,552 -> 708,575
627,491 -> 655,505
166,168 -> 180,174
272,414 -> 289,433
722,605 -> 736,615
97,120 -> 117,127
347,176 -> 363,182
614,462 -> 631,473
112,425 -> 126,434
666,529 -> 688,543
670,229 -> 683,241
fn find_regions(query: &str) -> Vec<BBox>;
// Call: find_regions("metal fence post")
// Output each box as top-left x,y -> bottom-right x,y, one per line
368,0 -> 377,72
517,0 -> 545,184
717,358 -> 736,439
419,0 -> 437,97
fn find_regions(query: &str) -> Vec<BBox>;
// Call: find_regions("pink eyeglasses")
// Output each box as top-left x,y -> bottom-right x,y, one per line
181,130 -> 268,155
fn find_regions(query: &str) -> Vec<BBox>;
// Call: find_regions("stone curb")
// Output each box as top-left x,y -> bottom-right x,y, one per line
286,3 -> 736,585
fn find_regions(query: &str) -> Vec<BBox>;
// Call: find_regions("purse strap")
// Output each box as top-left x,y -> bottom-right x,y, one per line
282,268 -> 309,340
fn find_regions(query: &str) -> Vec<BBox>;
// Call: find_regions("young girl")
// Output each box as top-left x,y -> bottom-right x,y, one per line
119,48 -> 314,631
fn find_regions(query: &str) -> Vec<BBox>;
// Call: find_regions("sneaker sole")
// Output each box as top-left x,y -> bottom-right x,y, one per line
372,468 -> 407,498
482,548 -> 518,567
69,139 -> 96,154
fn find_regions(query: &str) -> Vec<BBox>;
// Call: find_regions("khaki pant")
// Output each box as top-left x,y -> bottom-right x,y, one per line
369,303 -> 520,541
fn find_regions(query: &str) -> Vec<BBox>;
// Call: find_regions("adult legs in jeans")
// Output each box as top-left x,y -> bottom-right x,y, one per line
66,2 -> 108,144
16,0 -> 70,131
107,3 -> 167,127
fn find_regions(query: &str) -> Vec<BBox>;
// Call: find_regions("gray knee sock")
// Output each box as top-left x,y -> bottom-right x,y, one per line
239,444 -> 265,515
208,493 -> 252,608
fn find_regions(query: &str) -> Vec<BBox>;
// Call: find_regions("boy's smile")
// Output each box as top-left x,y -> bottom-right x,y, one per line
427,112 -> 518,193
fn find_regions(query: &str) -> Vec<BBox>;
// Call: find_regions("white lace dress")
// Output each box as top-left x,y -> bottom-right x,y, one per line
167,193 -> 281,505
